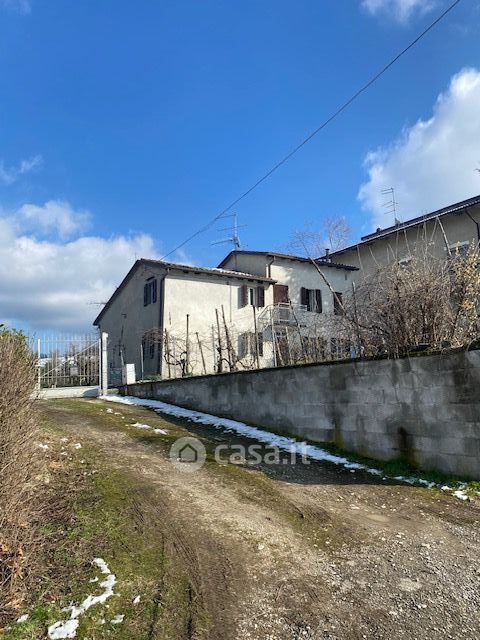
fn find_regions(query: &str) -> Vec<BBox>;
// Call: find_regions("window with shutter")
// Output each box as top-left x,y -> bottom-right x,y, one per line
257,332 -> 264,357
257,286 -> 265,308
315,289 -> 322,313
333,292 -> 344,315
239,285 -> 248,308
300,287 -> 308,308
143,278 -> 157,307
238,333 -> 247,358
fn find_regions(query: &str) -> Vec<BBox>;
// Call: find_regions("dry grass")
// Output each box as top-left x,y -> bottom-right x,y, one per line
0,329 -> 44,618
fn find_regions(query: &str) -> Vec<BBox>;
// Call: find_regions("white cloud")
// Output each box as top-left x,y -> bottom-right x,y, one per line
16,200 -> 91,240
358,67 -> 480,228
0,0 -> 31,15
361,0 -> 436,23
0,205 -> 158,332
0,154 -> 42,185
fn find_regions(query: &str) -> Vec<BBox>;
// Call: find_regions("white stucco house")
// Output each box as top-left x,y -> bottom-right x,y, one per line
93,251 -> 358,381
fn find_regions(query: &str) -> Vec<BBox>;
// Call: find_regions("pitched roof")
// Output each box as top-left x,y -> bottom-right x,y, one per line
326,194 -> 480,258
93,258 -> 275,326
217,250 -> 358,271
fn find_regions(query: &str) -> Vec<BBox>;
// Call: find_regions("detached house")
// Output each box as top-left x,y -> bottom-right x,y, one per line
93,251 -> 357,381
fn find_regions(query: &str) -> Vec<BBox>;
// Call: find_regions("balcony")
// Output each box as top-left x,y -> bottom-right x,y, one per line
257,303 -> 308,331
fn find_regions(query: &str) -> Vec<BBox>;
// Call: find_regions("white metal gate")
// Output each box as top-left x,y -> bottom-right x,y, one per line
33,334 -> 100,390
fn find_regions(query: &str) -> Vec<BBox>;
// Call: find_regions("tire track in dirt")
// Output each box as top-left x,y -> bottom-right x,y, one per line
39,400 -> 480,640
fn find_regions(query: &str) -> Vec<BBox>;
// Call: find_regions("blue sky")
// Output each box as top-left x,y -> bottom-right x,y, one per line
0,0 -> 479,330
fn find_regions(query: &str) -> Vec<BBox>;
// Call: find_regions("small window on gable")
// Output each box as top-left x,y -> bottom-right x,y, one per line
144,278 -> 157,307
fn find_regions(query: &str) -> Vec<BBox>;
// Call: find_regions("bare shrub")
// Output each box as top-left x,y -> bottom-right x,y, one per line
337,241 -> 480,357
0,329 -> 43,615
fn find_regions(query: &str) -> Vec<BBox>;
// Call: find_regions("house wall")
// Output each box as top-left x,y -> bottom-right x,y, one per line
123,348 -> 480,479
334,206 -> 480,281
162,273 -> 274,377
97,256 -> 357,383
96,262 -> 166,382
268,257 -> 353,313
220,253 -> 268,277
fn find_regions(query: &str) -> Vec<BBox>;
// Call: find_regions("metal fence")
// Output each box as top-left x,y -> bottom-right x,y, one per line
32,334 -> 100,388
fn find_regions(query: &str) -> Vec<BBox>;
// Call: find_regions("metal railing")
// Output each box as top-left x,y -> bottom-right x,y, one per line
257,303 -> 308,332
32,334 -> 100,388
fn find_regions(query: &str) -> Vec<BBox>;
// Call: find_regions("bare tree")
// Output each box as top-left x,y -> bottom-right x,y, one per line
286,215 -> 351,257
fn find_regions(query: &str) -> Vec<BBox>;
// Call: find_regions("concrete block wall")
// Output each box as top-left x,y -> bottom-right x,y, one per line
123,349 -> 480,479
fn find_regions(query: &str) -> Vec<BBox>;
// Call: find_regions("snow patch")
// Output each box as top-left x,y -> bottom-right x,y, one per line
111,614 -> 125,625
47,558 -> 117,639
101,395 -> 472,502
37,443 -> 49,450
73,443 -> 82,450
16,614 -> 29,624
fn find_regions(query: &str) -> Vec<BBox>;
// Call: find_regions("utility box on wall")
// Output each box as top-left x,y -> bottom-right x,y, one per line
122,363 -> 136,386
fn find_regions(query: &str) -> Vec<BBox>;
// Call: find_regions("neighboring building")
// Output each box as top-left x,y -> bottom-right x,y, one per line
325,195 -> 480,280
94,253 -> 357,381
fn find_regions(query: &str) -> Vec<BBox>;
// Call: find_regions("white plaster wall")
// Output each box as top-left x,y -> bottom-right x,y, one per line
334,206 -> 480,282
163,273 -> 274,376
269,258 -> 353,313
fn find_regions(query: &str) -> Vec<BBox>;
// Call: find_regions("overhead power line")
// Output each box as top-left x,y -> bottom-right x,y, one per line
161,0 -> 462,260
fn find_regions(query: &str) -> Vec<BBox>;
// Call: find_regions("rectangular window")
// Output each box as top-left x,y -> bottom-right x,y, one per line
448,241 -> 470,257
333,292 -> 344,315
238,332 -> 263,358
300,288 -> 322,313
240,285 -> 265,308
142,336 -> 155,359
144,278 -> 157,306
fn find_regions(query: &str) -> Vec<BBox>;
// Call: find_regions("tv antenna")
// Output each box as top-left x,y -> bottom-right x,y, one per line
381,187 -> 400,225
211,213 -> 245,249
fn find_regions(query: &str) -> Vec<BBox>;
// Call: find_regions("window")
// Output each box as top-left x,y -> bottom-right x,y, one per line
448,241 -> 470,258
330,337 -> 350,359
143,278 -> 157,306
238,332 -> 263,358
300,288 -> 322,313
240,285 -> 265,308
142,335 -> 155,359
398,257 -> 412,269
333,292 -> 344,315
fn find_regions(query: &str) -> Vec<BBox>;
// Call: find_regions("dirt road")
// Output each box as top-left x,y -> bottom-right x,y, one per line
39,398 -> 480,640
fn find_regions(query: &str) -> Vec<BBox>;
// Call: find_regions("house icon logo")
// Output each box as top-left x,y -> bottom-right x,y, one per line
169,437 -> 206,473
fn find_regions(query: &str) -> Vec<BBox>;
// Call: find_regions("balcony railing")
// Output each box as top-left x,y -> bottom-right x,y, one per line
257,303 -> 308,330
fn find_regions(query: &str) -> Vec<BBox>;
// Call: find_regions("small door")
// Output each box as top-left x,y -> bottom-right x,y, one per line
273,284 -> 289,304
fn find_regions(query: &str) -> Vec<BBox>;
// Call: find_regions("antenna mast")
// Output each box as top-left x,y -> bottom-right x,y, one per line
211,213 -> 244,249
381,187 -> 400,225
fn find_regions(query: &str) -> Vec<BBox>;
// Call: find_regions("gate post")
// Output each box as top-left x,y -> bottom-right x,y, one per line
100,332 -> 108,396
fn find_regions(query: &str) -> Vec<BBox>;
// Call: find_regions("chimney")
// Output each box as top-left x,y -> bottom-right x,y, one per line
325,248 -> 331,262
